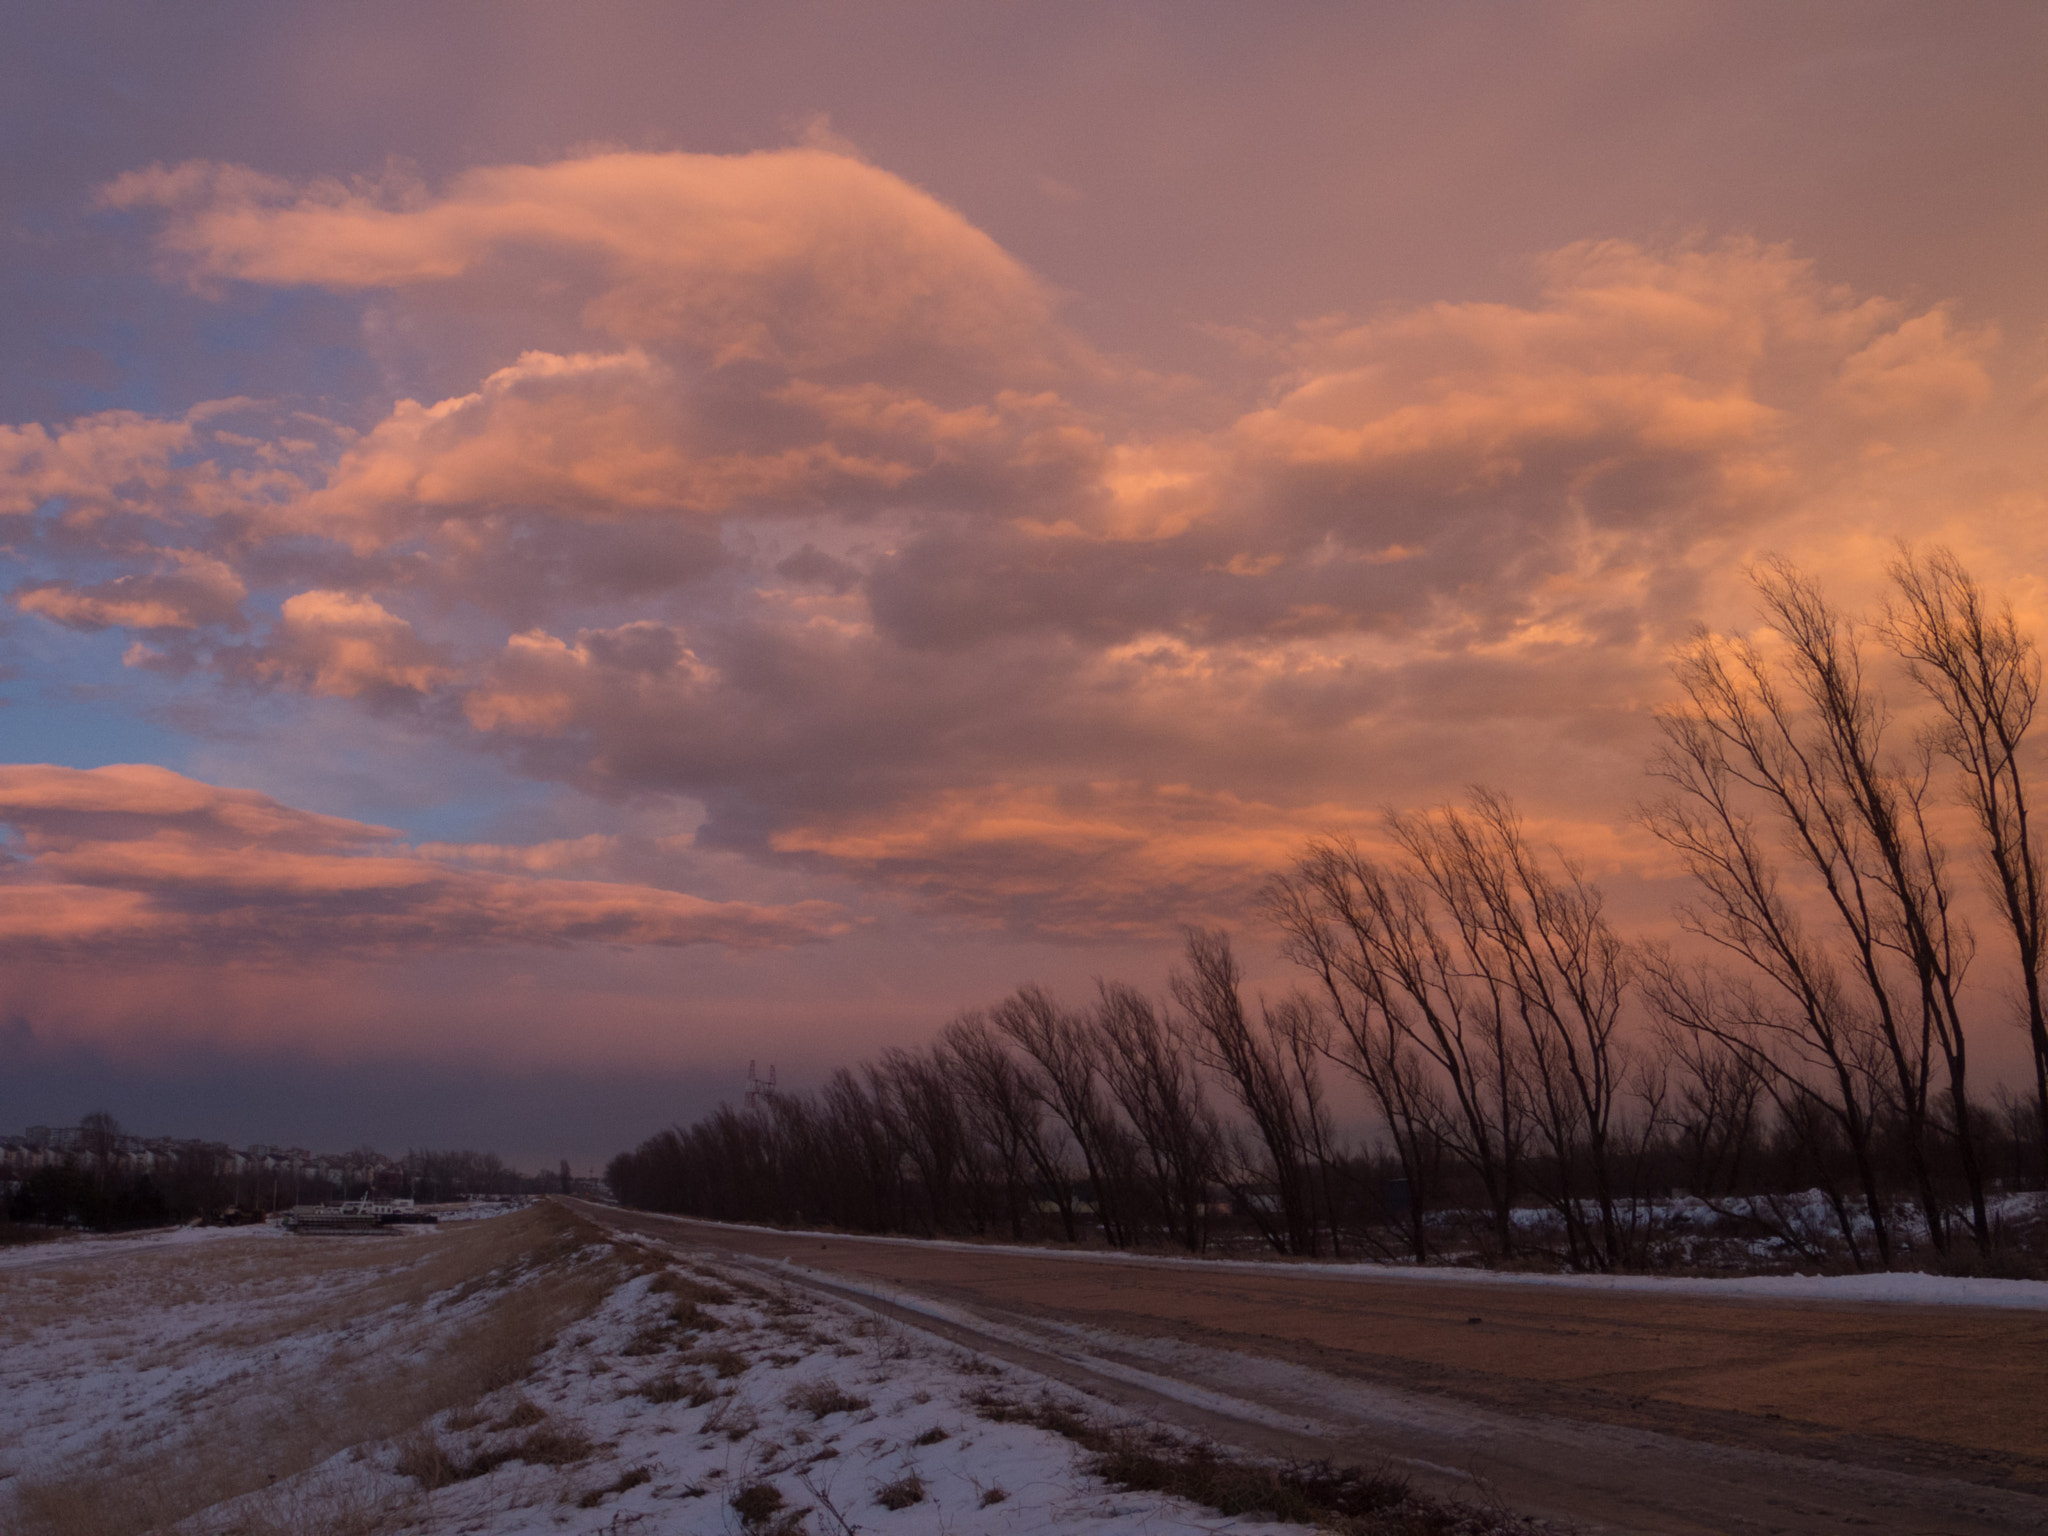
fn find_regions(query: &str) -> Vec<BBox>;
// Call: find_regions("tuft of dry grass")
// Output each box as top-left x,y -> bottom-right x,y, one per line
702,1395 -> 759,1442
729,1479 -> 785,1527
874,1472 -> 926,1510
640,1370 -> 717,1407
684,1345 -> 749,1379
392,1430 -> 464,1492
784,1380 -> 869,1420
393,1423 -> 595,1488
502,1425 -> 595,1467
576,1466 -> 652,1508
490,1397 -> 546,1431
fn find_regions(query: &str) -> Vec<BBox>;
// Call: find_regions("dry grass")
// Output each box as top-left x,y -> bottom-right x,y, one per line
701,1395 -> 759,1442
874,1472 -> 926,1510
683,1344 -> 749,1379
3,1202 -> 629,1536
390,1422 -> 596,1489
490,1397 -> 547,1431
648,1268 -> 735,1306
576,1466 -> 651,1508
640,1370 -> 717,1406
730,1480 -> 786,1527
783,1380 -> 869,1420
968,1389 -> 1543,1536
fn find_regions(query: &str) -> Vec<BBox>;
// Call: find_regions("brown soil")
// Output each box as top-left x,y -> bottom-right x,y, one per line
589,1205 -> 2048,1536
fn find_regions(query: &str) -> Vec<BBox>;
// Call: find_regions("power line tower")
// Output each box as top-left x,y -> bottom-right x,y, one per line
745,1060 -> 778,1112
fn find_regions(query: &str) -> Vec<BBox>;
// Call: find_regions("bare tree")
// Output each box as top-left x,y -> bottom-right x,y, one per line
1093,981 -> 1222,1250
1713,564 -> 1982,1244
1643,655 -> 1900,1265
869,1047 -> 972,1234
1639,953 -> 1767,1199
1391,794 -> 1634,1269
1639,947 -> 1881,1264
993,984 -> 1134,1246
942,1012 -> 1073,1241
1760,561 -> 1986,1249
1885,544 -> 2048,1182
1266,993 -> 1349,1258
1267,837 -> 1520,1259
1172,927 -> 1324,1256
821,1067 -> 904,1231
1641,558 -> 2007,1255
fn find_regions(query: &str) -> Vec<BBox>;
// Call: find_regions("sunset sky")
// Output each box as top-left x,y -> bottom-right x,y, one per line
6,3 -> 2048,1168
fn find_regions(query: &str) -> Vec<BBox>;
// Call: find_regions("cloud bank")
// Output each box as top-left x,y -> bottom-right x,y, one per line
0,764 -> 845,957
6,147 -> 2032,959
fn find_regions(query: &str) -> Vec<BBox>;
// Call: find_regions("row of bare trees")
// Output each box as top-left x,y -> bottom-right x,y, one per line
609,548 -> 2048,1270
605,944 -> 1365,1258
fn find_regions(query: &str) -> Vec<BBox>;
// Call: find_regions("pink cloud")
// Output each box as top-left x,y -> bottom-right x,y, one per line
102,149 -> 1061,376
8,148 -> 2036,945
247,590 -> 452,700
16,549 -> 247,631
0,765 -> 846,958
295,349 -> 922,552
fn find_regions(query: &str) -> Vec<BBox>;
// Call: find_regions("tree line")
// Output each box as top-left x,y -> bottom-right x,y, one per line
3,1116 -> 541,1233
609,549 -> 2048,1271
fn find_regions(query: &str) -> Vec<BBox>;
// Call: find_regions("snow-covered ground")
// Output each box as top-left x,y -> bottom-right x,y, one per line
0,1206 -> 1388,1536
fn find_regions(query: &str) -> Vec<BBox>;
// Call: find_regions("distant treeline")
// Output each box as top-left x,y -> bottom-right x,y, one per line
3,1118 -> 545,1233
610,551 -> 2048,1271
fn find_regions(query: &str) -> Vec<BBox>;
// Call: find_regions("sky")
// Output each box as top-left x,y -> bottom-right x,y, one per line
4,2 -> 2047,1169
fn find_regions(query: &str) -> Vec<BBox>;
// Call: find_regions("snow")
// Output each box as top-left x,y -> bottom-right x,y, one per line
0,1209 -> 1320,1535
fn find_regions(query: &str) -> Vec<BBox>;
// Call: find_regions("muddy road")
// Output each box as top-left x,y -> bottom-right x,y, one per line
587,1205 -> 2048,1535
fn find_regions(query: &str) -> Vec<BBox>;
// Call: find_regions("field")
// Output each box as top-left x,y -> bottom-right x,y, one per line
0,1202 -> 1539,1536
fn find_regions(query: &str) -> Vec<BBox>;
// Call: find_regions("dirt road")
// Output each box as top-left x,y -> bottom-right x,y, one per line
588,1206 -> 2048,1535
